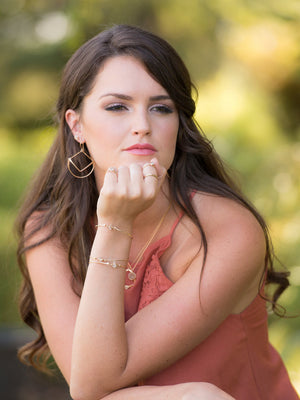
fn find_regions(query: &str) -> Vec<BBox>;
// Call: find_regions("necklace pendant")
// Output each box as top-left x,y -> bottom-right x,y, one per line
128,271 -> 136,281
124,204 -> 170,291
125,284 -> 134,290
126,264 -> 136,281
125,264 -> 136,289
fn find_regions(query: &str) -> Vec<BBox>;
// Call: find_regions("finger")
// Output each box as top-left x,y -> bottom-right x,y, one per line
142,167 -> 159,199
98,167 -> 118,215
129,163 -> 143,184
143,173 -> 159,181
142,161 -> 158,178
128,164 -> 144,197
142,160 -> 158,182
117,165 -> 130,193
143,161 -> 156,169
103,166 -> 118,187
149,158 -> 166,178
149,158 -> 167,189
143,170 -> 159,187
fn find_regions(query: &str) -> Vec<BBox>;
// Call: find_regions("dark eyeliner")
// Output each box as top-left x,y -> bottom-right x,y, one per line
105,103 -> 127,111
151,104 -> 173,114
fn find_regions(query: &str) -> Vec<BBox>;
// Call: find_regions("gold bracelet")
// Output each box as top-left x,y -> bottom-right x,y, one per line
89,257 -> 137,285
89,257 -> 128,269
95,223 -> 133,239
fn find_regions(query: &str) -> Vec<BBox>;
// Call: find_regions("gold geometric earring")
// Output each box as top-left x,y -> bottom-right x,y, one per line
67,142 -> 95,179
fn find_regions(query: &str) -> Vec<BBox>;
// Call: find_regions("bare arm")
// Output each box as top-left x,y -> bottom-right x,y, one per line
102,383 -> 235,400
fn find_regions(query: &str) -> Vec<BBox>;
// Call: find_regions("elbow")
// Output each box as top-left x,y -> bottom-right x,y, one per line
69,360 -> 128,400
69,385 -> 87,400
70,380 -> 109,400
70,391 -> 109,400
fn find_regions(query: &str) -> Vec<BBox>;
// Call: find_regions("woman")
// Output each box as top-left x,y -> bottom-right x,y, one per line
16,25 -> 298,399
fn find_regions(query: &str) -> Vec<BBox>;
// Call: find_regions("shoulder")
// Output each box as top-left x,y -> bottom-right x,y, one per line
24,210 -> 60,248
189,192 -> 266,313
192,191 -> 266,252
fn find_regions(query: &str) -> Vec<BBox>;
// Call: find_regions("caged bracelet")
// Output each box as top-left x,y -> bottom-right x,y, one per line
95,223 -> 133,239
89,257 -> 137,283
89,257 -> 128,269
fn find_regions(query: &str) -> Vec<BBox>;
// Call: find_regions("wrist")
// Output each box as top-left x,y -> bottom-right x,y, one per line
95,218 -> 134,239
97,215 -> 134,228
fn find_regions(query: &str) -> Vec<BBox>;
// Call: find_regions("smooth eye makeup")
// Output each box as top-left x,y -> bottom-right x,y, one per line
150,104 -> 174,114
105,103 -> 128,111
103,101 -> 175,114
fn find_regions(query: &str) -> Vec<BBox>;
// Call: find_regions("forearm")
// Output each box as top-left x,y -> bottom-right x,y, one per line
70,162 -> 167,400
70,220 -> 133,399
102,384 -> 189,400
102,383 -> 236,400
103,385 -> 179,400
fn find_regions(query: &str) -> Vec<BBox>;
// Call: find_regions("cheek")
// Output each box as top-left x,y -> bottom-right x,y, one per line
161,123 -> 178,169
163,119 -> 179,144
82,115 -> 115,144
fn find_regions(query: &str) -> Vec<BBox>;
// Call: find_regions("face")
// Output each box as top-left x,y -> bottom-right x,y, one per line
65,55 -> 179,185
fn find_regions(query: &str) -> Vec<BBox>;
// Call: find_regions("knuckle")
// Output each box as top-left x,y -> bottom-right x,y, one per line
100,187 -> 115,198
117,187 -> 128,199
130,189 -> 142,199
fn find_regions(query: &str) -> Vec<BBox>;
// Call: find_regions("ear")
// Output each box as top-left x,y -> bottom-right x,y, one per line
65,109 -> 85,144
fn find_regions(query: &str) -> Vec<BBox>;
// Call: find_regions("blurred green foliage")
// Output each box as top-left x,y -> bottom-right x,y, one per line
0,0 -> 299,393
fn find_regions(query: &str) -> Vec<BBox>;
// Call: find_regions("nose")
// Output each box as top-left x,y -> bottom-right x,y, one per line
131,109 -> 151,136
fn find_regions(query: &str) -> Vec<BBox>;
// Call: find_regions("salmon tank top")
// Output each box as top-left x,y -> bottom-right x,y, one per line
124,212 -> 299,400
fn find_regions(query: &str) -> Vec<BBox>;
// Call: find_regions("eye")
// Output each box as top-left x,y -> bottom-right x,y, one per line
105,103 -> 128,112
150,104 -> 174,114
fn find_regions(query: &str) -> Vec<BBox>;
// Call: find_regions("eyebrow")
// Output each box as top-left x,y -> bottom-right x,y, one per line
99,93 -> 172,101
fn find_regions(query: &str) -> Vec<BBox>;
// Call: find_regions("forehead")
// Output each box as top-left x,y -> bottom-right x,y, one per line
90,55 -> 168,95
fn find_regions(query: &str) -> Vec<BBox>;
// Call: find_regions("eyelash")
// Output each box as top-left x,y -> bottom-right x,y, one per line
105,103 -> 174,114
105,103 -> 127,111
150,105 -> 173,114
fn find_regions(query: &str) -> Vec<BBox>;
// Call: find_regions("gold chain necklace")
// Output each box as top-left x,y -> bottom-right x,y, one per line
125,204 -> 171,290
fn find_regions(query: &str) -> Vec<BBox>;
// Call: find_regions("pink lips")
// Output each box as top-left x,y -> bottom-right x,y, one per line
123,143 -> 157,156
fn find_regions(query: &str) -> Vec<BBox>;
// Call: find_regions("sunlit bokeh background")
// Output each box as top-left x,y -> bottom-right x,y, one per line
0,0 -> 299,395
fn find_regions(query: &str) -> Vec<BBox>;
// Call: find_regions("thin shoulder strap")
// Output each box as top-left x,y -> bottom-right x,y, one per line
168,211 -> 184,238
168,191 -> 196,238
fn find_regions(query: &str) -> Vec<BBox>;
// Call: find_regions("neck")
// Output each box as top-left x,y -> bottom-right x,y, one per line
127,182 -> 173,273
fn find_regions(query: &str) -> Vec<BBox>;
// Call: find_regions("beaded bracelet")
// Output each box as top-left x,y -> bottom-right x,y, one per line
95,223 -> 133,239
89,257 -> 128,269
89,257 -> 137,284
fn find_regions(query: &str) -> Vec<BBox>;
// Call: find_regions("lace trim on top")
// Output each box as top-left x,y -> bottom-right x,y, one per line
124,212 -> 184,320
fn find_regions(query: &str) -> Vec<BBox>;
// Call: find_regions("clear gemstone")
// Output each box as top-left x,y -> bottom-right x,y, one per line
128,271 -> 136,280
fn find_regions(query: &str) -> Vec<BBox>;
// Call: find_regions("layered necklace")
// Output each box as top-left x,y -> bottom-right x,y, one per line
125,204 -> 171,290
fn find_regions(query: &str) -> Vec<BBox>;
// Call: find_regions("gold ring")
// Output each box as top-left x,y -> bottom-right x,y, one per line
143,162 -> 155,169
144,173 -> 158,179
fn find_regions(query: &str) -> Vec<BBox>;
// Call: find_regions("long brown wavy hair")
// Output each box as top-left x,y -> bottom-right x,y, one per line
16,24 -> 290,373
